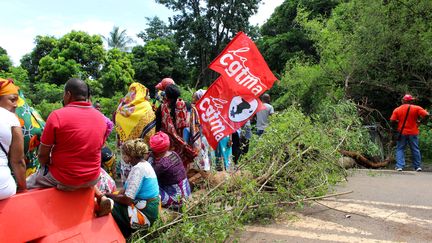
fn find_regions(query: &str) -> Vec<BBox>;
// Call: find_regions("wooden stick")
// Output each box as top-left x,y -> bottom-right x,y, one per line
238,147 -> 313,219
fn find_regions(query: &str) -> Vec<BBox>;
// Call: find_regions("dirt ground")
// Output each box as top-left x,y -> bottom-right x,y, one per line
238,169 -> 432,242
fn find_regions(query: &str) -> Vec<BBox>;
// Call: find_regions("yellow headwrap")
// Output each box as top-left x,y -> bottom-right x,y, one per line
115,82 -> 156,145
0,78 -> 19,96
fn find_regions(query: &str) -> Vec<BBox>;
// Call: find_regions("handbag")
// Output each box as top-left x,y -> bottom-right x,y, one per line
394,105 -> 411,141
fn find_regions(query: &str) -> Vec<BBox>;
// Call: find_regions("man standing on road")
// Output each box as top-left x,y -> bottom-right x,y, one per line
390,94 -> 429,172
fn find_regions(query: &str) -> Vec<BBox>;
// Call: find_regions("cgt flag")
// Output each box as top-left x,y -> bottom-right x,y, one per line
209,32 -> 277,97
196,76 -> 266,149
197,32 -> 277,149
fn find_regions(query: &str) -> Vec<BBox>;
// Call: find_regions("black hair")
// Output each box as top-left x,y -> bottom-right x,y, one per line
261,93 -> 271,103
164,84 -> 181,127
65,78 -> 89,101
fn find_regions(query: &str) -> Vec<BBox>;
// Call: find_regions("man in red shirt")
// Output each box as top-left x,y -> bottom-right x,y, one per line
390,94 -> 429,172
27,78 -> 107,190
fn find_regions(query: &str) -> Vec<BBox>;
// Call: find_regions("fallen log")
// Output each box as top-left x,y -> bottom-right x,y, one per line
339,150 -> 394,168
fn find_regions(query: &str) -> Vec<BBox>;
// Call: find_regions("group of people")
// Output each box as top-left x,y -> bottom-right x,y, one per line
0,76 -> 275,238
4,73 -> 428,238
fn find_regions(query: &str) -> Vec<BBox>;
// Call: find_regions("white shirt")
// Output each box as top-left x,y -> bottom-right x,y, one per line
0,107 -> 20,166
256,103 -> 274,131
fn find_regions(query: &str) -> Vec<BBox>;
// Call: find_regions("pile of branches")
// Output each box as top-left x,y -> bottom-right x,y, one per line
130,107 -> 347,242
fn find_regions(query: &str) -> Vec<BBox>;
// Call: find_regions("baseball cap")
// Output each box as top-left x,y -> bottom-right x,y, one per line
403,94 -> 413,101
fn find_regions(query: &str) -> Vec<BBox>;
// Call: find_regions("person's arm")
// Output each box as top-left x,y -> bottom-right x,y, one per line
38,144 -> 52,166
9,127 -> 26,192
38,112 -> 57,165
418,108 -> 430,125
103,116 -> 114,142
105,192 -> 133,205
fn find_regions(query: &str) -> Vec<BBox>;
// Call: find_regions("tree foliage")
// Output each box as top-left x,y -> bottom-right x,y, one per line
0,47 -> 12,71
298,0 -> 432,118
156,0 -> 261,86
132,38 -> 188,93
22,31 -> 105,86
137,17 -> 172,43
99,48 -> 135,97
104,26 -> 134,51
258,0 -> 339,74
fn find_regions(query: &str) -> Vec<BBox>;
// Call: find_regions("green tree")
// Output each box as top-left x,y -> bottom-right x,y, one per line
0,47 -> 12,71
299,0 -> 432,117
103,26 -> 134,51
0,66 -> 31,94
258,0 -> 339,74
20,36 -> 58,82
56,31 -> 105,79
132,38 -> 188,92
276,0 -> 432,121
22,31 -> 105,86
156,0 -> 261,87
137,17 -> 172,43
99,48 -> 135,97
36,56 -> 82,85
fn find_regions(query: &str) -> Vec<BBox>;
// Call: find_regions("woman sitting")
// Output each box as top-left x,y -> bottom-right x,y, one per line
105,139 -> 160,238
0,79 -> 26,199
150,131 -> 191,209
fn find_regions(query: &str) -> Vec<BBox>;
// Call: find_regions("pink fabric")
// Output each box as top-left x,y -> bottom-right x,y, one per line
150,131 -> 170,153
155,78 -> 175,91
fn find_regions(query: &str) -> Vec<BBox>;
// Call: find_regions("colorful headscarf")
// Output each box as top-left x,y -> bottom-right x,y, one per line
150,131 -> 170,153
101,146 -> 116,177
15,90 -> 45,177
0,78 -> 19,96
115,82 -> 156,145
155,78 -> 175,91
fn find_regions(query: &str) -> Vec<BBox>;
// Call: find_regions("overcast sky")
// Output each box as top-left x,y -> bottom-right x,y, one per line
0,0 -> 284,65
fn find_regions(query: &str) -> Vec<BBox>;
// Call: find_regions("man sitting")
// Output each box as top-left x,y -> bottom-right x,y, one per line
27,78 -> 107,191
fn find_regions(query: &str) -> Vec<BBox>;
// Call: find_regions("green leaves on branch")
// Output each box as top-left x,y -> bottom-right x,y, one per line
99,49 -> 134,97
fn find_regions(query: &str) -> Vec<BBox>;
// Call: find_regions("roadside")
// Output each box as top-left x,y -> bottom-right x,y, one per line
239,169 -> 432,242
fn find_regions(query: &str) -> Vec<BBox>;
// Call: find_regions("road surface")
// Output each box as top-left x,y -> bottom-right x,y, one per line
239,169 -> 432,243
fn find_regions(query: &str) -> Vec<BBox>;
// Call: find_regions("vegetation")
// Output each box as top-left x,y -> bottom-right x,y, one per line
132,105 -> 354,242
1,0 -> 432,241
104,26 -> 134,52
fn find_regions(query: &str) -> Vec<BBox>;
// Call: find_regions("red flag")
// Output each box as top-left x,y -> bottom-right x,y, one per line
209,32 -> 277,97
196,76 -> 265,149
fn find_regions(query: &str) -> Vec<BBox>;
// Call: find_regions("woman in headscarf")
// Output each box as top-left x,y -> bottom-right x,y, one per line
185,89 -> 210,171
0,78 -> 26,199
115,82 -> 156,184
155,84 -> 197,169
105,138 -> 160,237
150,131 -> 191,209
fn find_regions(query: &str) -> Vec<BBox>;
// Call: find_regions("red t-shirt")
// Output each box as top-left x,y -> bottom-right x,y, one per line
390,104 -> 429,135
41,101 -> 107,186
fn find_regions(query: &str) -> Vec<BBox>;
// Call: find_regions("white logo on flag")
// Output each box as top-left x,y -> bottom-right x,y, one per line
228,96 -> 258,122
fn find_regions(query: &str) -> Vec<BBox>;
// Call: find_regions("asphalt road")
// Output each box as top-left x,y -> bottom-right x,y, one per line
239,169 -> 432,243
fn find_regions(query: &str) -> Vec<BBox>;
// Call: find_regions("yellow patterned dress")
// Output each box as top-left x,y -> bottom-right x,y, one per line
115,83 -> 156,182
